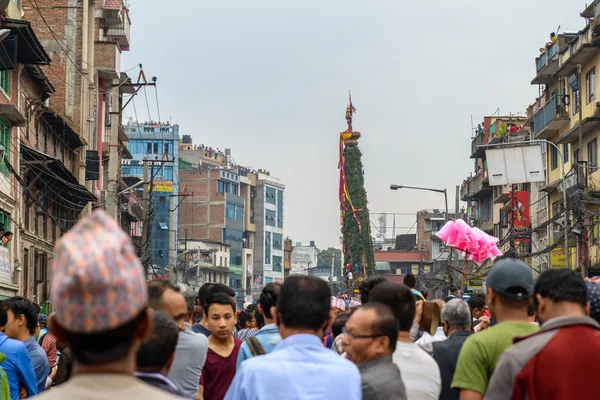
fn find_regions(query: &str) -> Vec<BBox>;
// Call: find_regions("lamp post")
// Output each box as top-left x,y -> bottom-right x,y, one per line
477,139 -> 569,270
390,185 -> 449,221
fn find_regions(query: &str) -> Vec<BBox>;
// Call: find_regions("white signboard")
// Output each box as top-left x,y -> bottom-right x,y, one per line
0,246 -> 10,283
485,145 -> 545,186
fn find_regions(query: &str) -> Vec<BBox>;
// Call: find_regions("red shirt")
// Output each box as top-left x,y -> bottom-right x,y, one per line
200,338 -> 242,400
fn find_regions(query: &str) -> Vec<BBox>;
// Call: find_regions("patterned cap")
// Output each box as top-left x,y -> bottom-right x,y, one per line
51,210 -> 148,334
335,298 -> 346,311
349,299 -> 361,308
586,281 -> 600,323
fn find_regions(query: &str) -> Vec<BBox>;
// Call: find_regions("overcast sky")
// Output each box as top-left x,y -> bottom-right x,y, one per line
123,0 -> 587,249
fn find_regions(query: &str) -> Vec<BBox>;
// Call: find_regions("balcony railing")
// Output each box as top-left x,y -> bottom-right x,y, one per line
461,173 -> 490,200
107,11 -> 131,51
471,131 -> 485,158
536,52 -> 547,71
532,95 -> 568,137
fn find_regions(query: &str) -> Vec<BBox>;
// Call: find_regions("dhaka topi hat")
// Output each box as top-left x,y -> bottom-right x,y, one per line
51,210 -> 147,334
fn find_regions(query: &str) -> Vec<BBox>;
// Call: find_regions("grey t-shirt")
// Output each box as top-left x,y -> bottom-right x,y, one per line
167,325 -> 209,397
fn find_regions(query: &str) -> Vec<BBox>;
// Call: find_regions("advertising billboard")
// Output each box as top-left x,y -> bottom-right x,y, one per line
512,191 -> 530,242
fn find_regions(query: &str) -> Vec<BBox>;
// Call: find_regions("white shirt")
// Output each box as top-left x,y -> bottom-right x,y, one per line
415,326 -> 447,355
393,341 -> 441,400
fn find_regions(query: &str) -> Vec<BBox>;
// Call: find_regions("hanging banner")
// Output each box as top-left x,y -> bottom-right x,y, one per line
512,191 -> 531,243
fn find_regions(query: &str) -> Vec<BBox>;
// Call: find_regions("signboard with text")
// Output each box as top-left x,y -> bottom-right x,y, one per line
0,246 -> 10,283
153,181 -> 173,193
550,248 -> 575,269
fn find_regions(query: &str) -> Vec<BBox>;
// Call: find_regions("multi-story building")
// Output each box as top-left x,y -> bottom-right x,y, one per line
284,237 -> 293,278
123,121 -> 179,276
529,1 -> 600,273
291,241 -> 319,276
253,173 -> 286,287
177,239 -> 230,289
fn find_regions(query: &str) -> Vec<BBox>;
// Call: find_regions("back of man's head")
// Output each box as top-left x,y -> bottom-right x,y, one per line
534,269 -> 587,322
467,295 -> 486,312
278,276 -> 331,332
358,302 -> 399,353
441,299 -> 472,332
403,273 -> 417,289
359,277 -> 386,304
147,279 -> 180,311
181,287 -> 196,313
136,311 -> 179,374
368,282 -> 415,331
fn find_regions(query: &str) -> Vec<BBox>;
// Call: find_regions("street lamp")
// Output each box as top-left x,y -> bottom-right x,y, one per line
390,185 -> 449,221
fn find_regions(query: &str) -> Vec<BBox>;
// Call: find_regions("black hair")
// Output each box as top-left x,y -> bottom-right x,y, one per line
205,292 -> 235,315
3,231 -> 12,238
467,295 -> 486,311
197,283 -> 215,314
360,302 -> 399,352
245,304 -> 257,313
254,306 -> 265,329
331,313 -> 349,337
32,303 -> 41,317
527,301 -> 537,317
443,296 -> 455,303
66,310 -> 146,365
147,279 -> 179,310
209,283 -> 236,299
368,282 -> 415,331
1,297 -> 37,335
259,283 -> 281,319
496,292 -> 531,309
136,311 -> 178,372
278,276 -> 331,331
534,269 -> 587,308
237,311 -> 254,330
403,273 -> 417,289
359,277 -> 386,304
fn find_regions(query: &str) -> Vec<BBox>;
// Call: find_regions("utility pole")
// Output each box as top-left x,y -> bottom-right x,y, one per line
169,194 -> 175,283
106,84 -> 121,222
141,158 -> 150,276
577,64 -> 586,277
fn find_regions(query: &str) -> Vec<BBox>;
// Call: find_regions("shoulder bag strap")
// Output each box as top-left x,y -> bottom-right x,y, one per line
245,336 -> 266,357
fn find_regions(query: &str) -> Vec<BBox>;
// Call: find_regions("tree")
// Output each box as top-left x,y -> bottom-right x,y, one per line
339,95 -> 375,277
317,247 -> 342,277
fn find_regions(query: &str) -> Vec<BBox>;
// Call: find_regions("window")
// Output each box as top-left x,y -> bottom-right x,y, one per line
159,196 -> 166,205
587,68 -> 596,103
0,118 -> 9,176
588,139 -> 598,172
277,190 -> 284,228
163,166 -> 173,181
0,70 -> 10,95
164,141 -> 171,155
551,145 -> 558,171
266,187 -> 276,204
217,180 -> 230,193
232,184 -> 239,195
235,205 -> 244,221
574,149 -> 580,165
273,233 -> 283,250
226,203 -> 235,219
153,142 -> 159,154
128,140 -> 143,154
273,256 -> 283,272
147,142 -> 152,154
265,209 -> 276,226
573,88 -> 580,115
265,232 -> 271,265
563,144 -> 569,163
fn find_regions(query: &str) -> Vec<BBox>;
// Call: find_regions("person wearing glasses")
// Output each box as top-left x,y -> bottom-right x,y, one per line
342,302 -> 407,400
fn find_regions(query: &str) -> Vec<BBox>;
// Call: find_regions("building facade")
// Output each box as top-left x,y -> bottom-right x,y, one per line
291,241 -> 319,276
253,173 -> 285,287
123,122 -> 179,276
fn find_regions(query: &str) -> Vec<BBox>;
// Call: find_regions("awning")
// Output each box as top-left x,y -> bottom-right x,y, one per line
21,144 -> 96,205
41,107 -> 86,148
24,65 -> 55,101
0,104 -> 26,126
2,19 -> 51,65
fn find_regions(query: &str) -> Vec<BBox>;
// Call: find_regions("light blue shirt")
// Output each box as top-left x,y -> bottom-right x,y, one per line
23,335 -> 49,393
225,333 -> 361,400
236,323 -> 282,369
0,333 -> 38,400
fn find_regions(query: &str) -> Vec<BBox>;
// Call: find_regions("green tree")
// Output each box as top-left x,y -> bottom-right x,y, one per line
317,247 -> 342,277
342,145 -> 375,276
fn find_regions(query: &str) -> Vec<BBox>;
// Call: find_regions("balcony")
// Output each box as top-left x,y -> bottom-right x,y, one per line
470,131 -> 485,159
556,26 -> 600,77
106,10 -> 131,51
461,173 -> 492,201
532,95 -> 569,139
557,115 -> 600,144
95,40 -> 121,80
532,42 -> 560,85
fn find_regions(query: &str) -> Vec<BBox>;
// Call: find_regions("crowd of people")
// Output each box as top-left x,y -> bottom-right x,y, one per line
1,210 -> 600,399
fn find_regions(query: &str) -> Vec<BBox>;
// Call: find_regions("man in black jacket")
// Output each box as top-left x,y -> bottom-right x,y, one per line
433,299 -> 473,400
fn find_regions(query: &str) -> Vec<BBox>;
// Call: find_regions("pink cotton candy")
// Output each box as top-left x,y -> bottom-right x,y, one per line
436,220 -> 455,243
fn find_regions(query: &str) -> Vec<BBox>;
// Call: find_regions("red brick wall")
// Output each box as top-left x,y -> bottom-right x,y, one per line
179,169 -> 225,242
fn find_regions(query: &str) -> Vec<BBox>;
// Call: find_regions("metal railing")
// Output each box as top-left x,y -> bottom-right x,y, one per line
536,52 -> 548,71
533,95 -> 567,135
471,131 -> 484,155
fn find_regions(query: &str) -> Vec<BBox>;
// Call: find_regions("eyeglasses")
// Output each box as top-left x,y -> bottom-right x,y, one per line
342,327 -> 384,340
